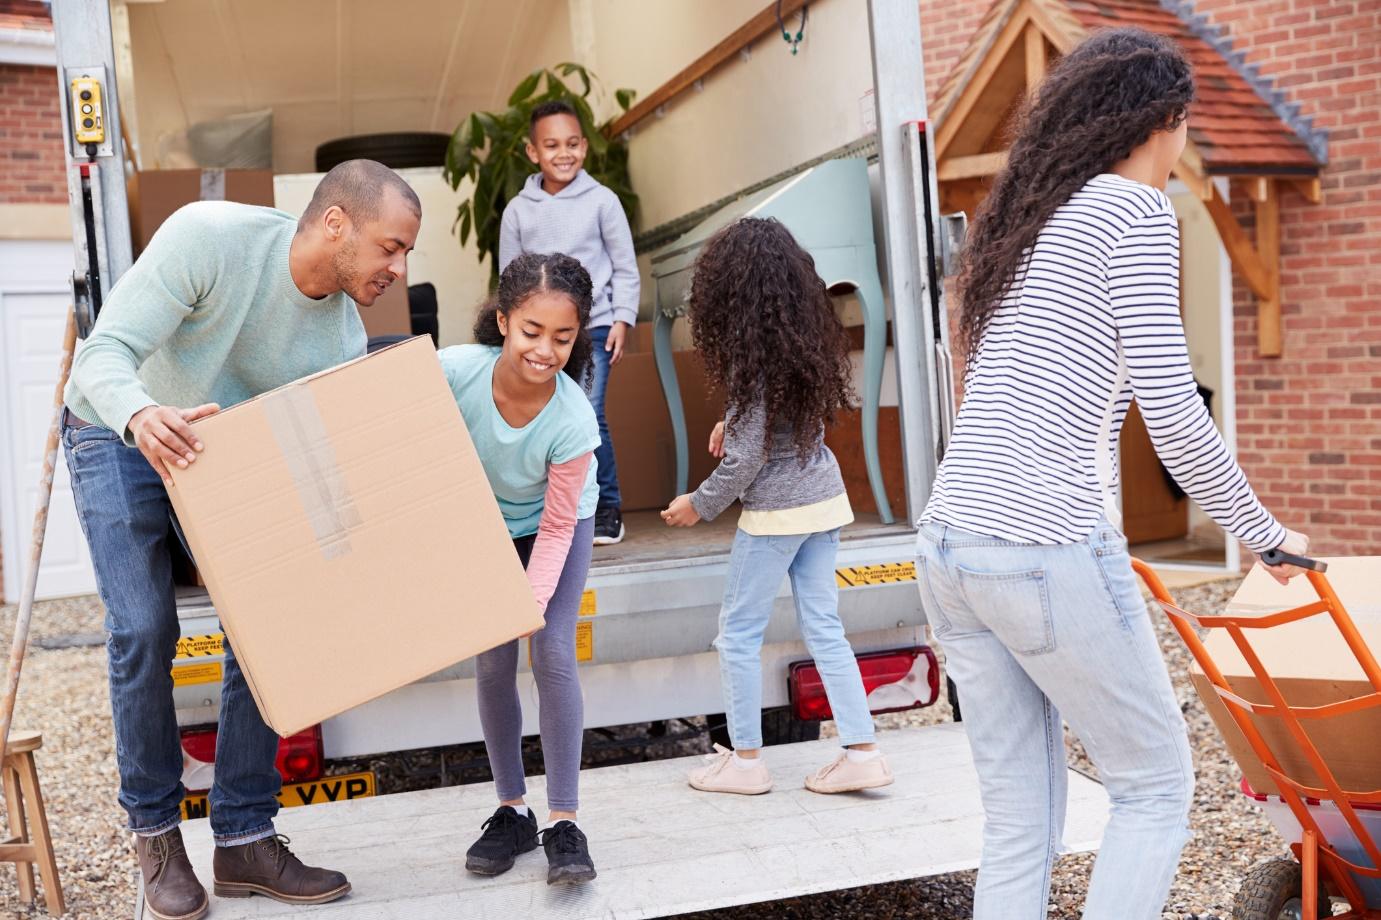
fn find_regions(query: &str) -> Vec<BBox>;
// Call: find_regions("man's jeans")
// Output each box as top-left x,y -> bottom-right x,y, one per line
585,324 -> 621,511
716,528 -> 876,749
915,520 -> 1194,920
63,419 -> 281,845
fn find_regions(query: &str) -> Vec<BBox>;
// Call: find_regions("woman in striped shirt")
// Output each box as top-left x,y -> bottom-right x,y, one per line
916,28 -> 1308,920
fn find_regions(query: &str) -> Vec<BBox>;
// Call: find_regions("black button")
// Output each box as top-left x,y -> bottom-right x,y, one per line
79,89 -> 92,101
82,117 -> 94,129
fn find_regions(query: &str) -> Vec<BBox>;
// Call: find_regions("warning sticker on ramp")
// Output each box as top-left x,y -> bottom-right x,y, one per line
579,590 -> 597,617
835,562 -> 916,588
172,662 -> 222,687
176,633 -> 224,659
576,621 -> 593,662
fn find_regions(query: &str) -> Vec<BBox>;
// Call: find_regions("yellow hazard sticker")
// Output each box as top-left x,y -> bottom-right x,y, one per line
835,561 -> 917,588
579,590 -> 597,617
172,662 -> 222,687
176,633 -> 224,659
181,771 -> 375,821
576,620 -> 593,662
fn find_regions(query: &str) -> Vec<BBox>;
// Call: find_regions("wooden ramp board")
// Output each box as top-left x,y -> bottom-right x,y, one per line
162,724 -> 1109,919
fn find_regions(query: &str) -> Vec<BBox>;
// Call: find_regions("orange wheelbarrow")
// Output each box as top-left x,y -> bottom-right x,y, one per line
1134,552 -> 1381,920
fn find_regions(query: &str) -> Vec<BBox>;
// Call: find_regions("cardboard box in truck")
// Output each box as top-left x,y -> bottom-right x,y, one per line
165,336 -> 541,735
1190,557 -> 1381,795
127,168 -> 276,254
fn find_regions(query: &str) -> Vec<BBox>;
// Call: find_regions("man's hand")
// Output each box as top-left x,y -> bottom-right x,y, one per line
708,421 -> 725,458
661,494 -> 701,528
606,321 -> 630,366
1262,527 -> 1310,586
129,403 -> 220,486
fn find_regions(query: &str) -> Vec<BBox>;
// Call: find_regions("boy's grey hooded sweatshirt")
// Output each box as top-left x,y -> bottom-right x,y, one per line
498,170 -> 640,329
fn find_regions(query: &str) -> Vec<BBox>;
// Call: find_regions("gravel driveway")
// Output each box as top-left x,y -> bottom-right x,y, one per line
0,576 -> 1314,919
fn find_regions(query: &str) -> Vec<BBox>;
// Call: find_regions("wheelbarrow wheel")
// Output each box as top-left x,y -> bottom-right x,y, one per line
1233,858 -> 1331,919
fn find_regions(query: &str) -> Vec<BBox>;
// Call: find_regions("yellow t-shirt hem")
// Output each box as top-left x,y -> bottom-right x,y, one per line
737,492 -> 854,536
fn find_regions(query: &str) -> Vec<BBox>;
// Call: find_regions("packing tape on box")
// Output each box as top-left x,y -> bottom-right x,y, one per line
262,384 -> 362,561
199,168 -> 226,201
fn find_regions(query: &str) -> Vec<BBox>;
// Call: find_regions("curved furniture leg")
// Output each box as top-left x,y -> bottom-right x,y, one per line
653,309 -> 690,496
856,274 -> 895,524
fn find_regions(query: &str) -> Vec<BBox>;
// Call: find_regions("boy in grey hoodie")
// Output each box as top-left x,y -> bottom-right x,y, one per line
499,100 -> 639,545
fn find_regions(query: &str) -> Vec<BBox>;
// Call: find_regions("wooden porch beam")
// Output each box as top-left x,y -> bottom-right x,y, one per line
937,151 -> 1008,181
1254,179 -> 1282,357
1200,180 -> 1273,302
606,0 -> 808,138
1292,177 -> 1322,204
936,9 -> 1034,160
1024,22 -> 1047,89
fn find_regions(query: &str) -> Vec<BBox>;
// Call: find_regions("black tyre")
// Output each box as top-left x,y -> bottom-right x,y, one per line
1232,858 -> 1332,919
315,132 -> 451,172
707,707 -> 821,750
947,675 -> 962,723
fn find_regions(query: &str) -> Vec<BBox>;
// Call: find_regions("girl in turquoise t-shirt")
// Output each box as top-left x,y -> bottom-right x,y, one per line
438,253 -> 601,886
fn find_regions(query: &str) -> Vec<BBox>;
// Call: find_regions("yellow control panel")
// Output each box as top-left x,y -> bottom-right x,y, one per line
69,76 -> 105,146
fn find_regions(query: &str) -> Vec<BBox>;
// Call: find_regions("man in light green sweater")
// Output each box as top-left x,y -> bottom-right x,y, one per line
63,159 -> 419,919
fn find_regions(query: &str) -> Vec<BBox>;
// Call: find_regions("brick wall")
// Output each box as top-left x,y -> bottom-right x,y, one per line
920,2 -> 993,104
0,64 -> 66,204
1188,0 -> 1381,555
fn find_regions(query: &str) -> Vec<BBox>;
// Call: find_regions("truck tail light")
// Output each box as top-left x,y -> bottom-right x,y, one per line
179,725 -> 324,792
788,646 -> 939,722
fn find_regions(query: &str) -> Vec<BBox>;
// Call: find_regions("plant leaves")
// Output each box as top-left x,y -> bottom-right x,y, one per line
615,88 -> 636,112
508,69 -> 543,107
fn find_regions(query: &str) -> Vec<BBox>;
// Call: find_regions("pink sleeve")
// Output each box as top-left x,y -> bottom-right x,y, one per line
526,453 -> 592,613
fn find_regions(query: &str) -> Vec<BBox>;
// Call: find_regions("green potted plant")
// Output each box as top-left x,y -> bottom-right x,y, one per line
444,63 -> 638,286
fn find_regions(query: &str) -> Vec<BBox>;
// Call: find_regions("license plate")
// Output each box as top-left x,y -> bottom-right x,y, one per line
180,770 -> 376,821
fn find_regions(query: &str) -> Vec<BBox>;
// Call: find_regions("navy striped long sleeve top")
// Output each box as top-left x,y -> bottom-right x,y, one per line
922,174 -> 1285,553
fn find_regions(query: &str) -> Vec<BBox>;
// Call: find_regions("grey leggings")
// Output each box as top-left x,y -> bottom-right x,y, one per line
475,516 -> 594,813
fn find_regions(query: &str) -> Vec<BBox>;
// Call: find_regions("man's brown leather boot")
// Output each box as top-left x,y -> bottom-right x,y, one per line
136,827 -> 209,920
212,834 -> 350,905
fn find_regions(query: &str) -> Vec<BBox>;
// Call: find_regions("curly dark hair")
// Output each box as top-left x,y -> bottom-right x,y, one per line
957,27 -> 1194,371
687,217 -> 854,461
473,252 -> 594,382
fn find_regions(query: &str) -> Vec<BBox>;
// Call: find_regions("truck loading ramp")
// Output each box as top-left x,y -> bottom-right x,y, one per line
149,723 -> 1109,918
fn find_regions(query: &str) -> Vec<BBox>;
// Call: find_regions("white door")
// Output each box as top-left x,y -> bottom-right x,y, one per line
0,239 -> 97,602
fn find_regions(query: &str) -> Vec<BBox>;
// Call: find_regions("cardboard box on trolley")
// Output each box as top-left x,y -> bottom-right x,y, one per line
1189,557 -> 1381,795
165,336 -> 541,736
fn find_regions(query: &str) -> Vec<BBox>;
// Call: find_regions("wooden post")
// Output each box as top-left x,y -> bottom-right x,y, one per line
1255,179 -> 1282,357
0,308 -> 78,767
1024,23 -> 1046,90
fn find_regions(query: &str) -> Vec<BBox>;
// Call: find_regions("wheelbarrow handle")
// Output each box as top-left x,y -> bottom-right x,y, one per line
1261,548 -> 1329,572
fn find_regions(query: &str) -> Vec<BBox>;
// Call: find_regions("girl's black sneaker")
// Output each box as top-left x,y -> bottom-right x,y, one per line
465,806 -> 538,876
538,820 -> 597,885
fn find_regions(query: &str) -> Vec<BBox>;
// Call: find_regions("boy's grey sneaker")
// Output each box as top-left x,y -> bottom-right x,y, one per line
539,820 -> 597,885
465,806 -> 538,876
593,508 -> 624,546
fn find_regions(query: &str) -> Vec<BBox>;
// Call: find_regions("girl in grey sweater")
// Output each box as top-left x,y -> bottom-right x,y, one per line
662,217 -> 892,796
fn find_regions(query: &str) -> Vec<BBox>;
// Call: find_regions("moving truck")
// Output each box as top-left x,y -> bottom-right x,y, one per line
49,0 -> 958,813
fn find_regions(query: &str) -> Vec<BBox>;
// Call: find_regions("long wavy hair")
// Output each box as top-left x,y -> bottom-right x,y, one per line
473,252 -> 594,382
957,27 -> 1194,371
687,217 -> 854,461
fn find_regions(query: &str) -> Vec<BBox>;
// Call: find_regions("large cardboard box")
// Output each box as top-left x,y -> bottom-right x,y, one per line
1191,558 -> 1381,794
165,336 -> 541,735
127,168 -> 275,254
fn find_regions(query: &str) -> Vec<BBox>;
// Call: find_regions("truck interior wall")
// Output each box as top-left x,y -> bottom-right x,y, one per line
604,0 -> 873,236
122,0 -> 575,174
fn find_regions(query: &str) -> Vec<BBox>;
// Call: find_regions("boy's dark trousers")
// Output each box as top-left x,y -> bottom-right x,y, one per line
586,324 -> 621,511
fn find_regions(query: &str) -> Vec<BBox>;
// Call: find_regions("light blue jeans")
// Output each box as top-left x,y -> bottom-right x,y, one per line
717,528 -> 876,749
915,520 -> 1194,920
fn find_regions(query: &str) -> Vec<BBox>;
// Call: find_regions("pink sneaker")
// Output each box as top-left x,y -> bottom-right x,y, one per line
688,744 -> 773,795
804,751 -> 894,794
